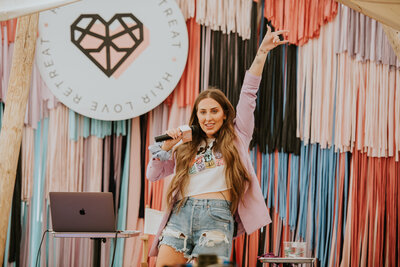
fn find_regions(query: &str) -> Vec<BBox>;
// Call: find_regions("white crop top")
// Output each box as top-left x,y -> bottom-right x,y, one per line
183,139 -> 230,197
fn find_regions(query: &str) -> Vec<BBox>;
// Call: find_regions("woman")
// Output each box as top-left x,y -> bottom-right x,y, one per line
147,25 -> 288,266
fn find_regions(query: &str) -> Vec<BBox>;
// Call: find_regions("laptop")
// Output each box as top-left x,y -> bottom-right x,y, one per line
49,192 -> 116,232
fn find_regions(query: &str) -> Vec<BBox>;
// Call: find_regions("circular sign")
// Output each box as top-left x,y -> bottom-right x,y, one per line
36,0 -> 188,120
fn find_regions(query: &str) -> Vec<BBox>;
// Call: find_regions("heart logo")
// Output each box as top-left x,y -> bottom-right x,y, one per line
71,13 -> 148,77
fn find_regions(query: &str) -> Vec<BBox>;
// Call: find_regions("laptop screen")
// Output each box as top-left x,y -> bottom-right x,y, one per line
49,192 -> 116,232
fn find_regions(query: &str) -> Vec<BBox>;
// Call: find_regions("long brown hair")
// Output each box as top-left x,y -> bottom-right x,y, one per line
166,89 -> 251,213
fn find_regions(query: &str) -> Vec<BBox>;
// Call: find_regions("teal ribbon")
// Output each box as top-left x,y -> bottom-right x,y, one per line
69,110 -> 128,140
3,212 -> 13,267
110,119 -> 131,266
28,118 -> 49,267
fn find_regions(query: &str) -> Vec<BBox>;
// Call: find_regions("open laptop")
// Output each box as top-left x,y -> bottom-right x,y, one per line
49,192 -> 116,232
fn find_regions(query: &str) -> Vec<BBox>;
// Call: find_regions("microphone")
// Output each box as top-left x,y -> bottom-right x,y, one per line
154,125 -> 199,142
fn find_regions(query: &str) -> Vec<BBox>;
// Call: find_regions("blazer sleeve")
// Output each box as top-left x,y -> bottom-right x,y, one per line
146,143 -> 175,182
234,71 -> 262,147
146,157 -> 175,182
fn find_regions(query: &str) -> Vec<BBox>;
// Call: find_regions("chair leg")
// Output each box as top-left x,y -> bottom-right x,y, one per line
141,234 -> 149,267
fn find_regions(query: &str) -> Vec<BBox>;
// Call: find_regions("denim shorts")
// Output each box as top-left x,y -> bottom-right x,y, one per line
159,197 -> 234,260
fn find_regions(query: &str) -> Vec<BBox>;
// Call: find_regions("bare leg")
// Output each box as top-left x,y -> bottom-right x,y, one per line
156,244 -> 187,267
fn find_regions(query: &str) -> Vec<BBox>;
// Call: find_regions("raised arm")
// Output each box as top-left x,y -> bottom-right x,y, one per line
248,25 -> 289,76
235,26 -> 288,145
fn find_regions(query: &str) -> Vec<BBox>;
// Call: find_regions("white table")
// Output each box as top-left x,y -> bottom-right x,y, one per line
51,230 -> 141,267
51,230 -> 140,238
259,257 -> 316,266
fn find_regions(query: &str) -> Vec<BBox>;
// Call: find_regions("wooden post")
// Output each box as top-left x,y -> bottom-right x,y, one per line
0,13 -> 39,263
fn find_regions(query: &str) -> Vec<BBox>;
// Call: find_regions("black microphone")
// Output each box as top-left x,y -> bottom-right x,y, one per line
154,125 -> 199,142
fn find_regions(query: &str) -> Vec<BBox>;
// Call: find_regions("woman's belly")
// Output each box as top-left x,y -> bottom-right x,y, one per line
190,189 -> 231,201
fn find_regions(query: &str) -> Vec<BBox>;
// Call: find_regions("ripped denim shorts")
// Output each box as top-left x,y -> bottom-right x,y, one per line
159,197 -> 234,260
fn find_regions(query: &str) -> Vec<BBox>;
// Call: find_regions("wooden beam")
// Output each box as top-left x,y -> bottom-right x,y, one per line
0,13 -> 38,263
382,25 -> 400,61
0,0 -> 80,21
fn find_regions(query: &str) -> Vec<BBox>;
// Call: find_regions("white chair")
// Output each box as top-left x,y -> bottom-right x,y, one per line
141,207 -> 165,267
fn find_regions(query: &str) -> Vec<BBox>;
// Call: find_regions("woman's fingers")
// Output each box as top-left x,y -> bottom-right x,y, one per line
267,28 -> 289,47
266,24 -> 271,34
162,128 -> 182,151
166,128 -> 182,139
273,36 -> 289,45
262,27 -> 289,46
274,29 -> 289,36
277,39 -> 289,45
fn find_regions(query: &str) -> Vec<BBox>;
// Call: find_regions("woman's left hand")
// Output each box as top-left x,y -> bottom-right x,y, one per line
248,25 -> 289,76
258,25 -> 289,54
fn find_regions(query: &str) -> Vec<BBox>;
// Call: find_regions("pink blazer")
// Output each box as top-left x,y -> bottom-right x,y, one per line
146,71 -> 272,257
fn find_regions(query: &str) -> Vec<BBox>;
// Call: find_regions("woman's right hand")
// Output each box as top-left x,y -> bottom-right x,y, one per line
161,128 -> 182,151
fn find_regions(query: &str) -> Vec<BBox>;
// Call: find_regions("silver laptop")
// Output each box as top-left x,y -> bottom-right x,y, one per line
49,192 -> 116,232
